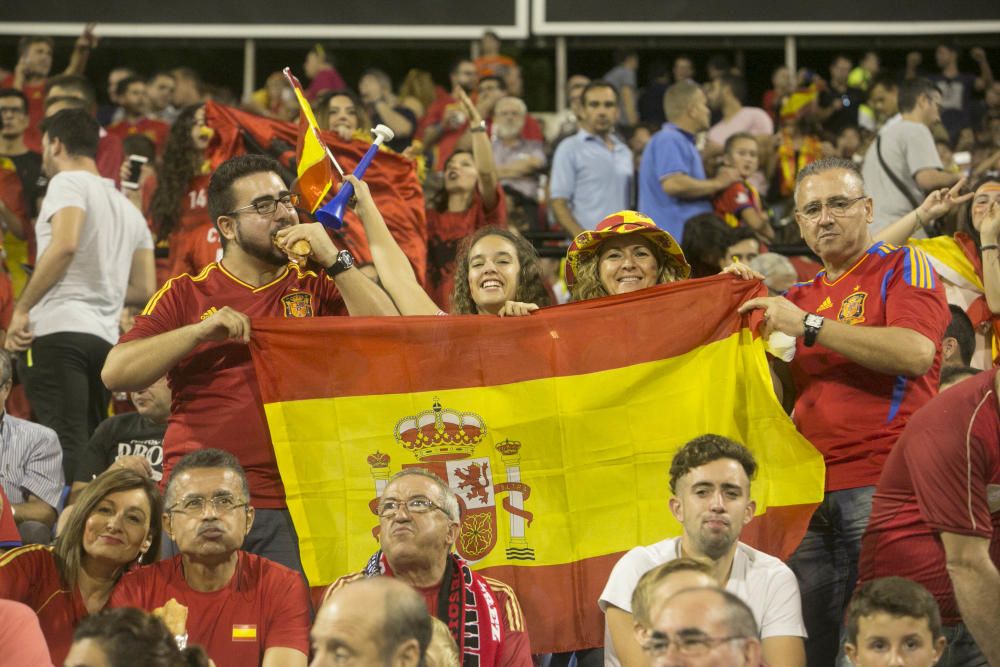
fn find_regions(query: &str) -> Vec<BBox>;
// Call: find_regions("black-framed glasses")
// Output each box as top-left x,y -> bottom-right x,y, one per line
796,195 -> 867,222
167,495 -> 248,516
0,106 -> 25,115
641,633 -> 749,659
377,496 -> 449,519
226,193 -> 300,217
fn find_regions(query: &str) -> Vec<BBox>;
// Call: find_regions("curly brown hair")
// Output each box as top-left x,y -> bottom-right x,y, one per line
570,237 -> 681,302
149,105 -> 203,242
450,227 -> 551,314
668,434 -> 757,495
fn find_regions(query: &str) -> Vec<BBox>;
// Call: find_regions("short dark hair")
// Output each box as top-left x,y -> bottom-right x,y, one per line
614,49 -> 639,65
44,95 -> 88,115
122,134 -> 157,162
46,73 -> 98,107
449,57 -> 474,76
116,75 -> 145,98
164,448 -> 250,507
846,577 -> 943,645
718,74 -> 747,104
0,88 -> 28,112
668,434 -> 757,495
898,77 -> 940,114
870,72 -> 898,93
723,131 -> 756,155
940,365 -> 981,387
581,79 -> 619,105
74,608 -> 211,667
147,70 -> 175,84
207,154 -> 287,235
946,305 -> 975,366
40,108 -> 99,159
477,75 -> 507,92
17,35 -> 53,57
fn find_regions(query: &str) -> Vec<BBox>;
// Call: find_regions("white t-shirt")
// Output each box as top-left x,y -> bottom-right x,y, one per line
599,537 -> 806,667
32,170 -> 153,344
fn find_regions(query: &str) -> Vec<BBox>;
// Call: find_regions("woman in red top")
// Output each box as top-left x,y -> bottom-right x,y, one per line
149,105 -> 219,283
426,87 -> 505,311
0,469 -> 162,666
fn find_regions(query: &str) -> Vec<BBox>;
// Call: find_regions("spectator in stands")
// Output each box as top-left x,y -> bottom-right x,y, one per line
0,600 -> 53,666
766,115 -> 826,204
847,51 -> 880,92
642,588 -> 763,667
417,57 -> 477,169
600,435 -> 805,667
0,350 -> 62,543
817,55 -> 865,136
311,577 -> 432,667
0,468 -> 161,666
45,74 -> 126,183
550,80 -> 634,237
169,68 -> 204,109
110,449 -> 310,667
474,75 -> 507,127
834,125 -> 862,163
425,88 -> 504,310
943,305 -> 975,369
843,578 -> 946,667
930,44 -> 994,142
552,74 -> 590,147
604,49 -> 640,128
867,73 -> 899,126
5,109 -> 154,481
639,81 -> 740,241
322,468 -> 531,666
474,30 -> 516,81
98,66 -> 136,127
706,75 -> 774,156
713,132 -> 775,241
739,157 -> 951,667
149,104 -> 220,282
939,364 -> 981,391
863,78 -> 960,235
359,68 -> 416,152
66,607 -> 210,667
70,376 -> 169,507
763,65 -> 793,126
672,56 -> 695,84
858,366 -> 999,665
0,87 -> 42,298
681,213 -> 742,279
748,253 -> 798,296
350,176 -> 545,317
303,44 -> 346,101
101,154 -> 396,572
105,76 -> 170,154
2,28 -> 96,151
492,96 -> 546,229
397,68 -> 437,122
316,89 -> 370,143
146,71 -> 177,124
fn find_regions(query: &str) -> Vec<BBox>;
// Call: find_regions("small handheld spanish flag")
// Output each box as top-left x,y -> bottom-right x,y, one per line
282,67 -> 340,214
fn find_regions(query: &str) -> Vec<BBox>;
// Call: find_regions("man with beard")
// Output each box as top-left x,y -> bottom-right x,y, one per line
101,154 -> 397,571
492,96 -> 545,229
600,435 -> 806,667
104,75 -> 170,154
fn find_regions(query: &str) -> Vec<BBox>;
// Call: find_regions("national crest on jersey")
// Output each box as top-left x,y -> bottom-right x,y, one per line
837,291 -> 868,325
281,292 -> 313,318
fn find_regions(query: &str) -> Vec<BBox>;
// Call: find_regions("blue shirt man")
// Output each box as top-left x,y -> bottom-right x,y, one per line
637,82 -> 739,242
550,81 -> 634,236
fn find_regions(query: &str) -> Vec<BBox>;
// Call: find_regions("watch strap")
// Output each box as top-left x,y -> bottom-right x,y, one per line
803,314 -> 824,347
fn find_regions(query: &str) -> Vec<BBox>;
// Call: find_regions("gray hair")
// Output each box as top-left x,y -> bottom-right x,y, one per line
496,96 -> 527,114
794,157 -> 864,205
748,253 -> 797,289
386,468 -> 461,523
164,448 -> 250,507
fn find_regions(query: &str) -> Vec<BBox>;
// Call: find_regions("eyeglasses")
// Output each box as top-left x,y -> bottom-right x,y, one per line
377,496 -> 449,519
0,107 -> 25,115
641,633 -> 748,659
167,495 -> 248,516
797,195 -> 866,222
227,193 -> 300,217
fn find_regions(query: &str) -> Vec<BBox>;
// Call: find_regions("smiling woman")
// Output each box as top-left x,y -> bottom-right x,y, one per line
0,469 -> 162,666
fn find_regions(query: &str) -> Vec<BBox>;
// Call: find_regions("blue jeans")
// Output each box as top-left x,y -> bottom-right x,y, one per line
788,486 -> 875,667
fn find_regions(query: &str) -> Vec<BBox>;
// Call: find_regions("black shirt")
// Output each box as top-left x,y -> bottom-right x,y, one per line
74,413 -> 166,483
0,151 -> 44,219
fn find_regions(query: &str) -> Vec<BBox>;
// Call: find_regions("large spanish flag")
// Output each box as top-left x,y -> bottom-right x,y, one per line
249,276 -> 824,652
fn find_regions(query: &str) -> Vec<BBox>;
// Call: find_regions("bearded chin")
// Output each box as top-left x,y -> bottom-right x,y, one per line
235,225 -> 287,267
699,532 -> 735,560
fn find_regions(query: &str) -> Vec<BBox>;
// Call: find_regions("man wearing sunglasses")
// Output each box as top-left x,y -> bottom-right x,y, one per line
739,157 -> 950,666
321,468 -> 532,667
111,448 -> 311,667
102,154 -> 397,574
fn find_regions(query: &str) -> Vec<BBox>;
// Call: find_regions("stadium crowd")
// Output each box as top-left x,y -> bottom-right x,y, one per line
0,24 -> 998,667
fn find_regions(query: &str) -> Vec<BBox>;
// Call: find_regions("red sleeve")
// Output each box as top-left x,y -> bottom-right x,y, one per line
715,182 -> 754,216
119,276 -> 188,344
108,570 -> 151,610
0,487 -> 21,548
493,584 -> 532,667
884,246 -> 951,344
263,566 -> 311,654
0,547 -> 40,600
905,404 -> 996,538
522,115 -> 544,142
481,183 -> 507,229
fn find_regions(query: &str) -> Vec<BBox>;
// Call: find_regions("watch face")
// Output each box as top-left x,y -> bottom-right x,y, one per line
340,250 -> 354,268
805,314 -> 823,328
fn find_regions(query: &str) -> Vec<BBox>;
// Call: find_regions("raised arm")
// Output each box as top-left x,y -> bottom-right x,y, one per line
873,179 -> 972,246
454,87 -> 499,210
981,201 -> 1000,313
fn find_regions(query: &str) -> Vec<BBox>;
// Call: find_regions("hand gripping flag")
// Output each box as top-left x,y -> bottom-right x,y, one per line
248,276 -> 825,652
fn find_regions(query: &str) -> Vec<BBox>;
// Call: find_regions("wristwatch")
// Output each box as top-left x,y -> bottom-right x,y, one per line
469,119 -> 487,133
325,250 -> 355,278
803,313 -> 825,347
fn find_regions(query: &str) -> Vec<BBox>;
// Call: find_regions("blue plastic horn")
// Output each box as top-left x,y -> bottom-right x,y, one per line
315,124 -> 395,229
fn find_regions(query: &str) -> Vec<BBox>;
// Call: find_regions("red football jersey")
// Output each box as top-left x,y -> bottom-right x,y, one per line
784,241 -> 950,491
0,486 -> 21,549
859,369 -> 1000,623
109,552 -> 310,667
1,75 -> 44,152
713,180 -> 763,229
0,545 -> 88,666
119,262 -> 346,507
105,118 -> 170,154
164,174 -> 220,280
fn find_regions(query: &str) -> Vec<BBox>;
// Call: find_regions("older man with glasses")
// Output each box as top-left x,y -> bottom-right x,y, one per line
102,154 -> 397,575
322,468 -> 532,667
739,157 -> 950,667
110,448 -> 311,667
